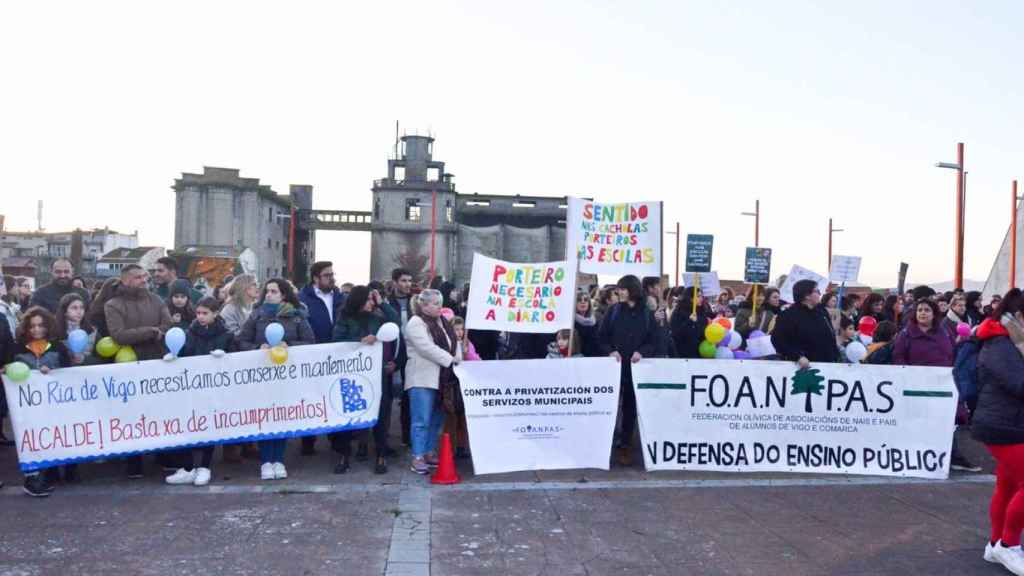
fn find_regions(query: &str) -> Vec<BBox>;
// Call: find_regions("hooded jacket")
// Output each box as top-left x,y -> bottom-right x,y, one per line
12,340 -> 72,371
237,302 -> 316,350
104,284 -> 174,361
771,304 -> 840,363
972,318 -> 1024,445
29,282 -> 90,315
892,320 -> 955,367
180,317 -> 236,357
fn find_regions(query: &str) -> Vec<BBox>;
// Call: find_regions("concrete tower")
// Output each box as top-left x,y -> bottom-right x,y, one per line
370,135 -> 457,282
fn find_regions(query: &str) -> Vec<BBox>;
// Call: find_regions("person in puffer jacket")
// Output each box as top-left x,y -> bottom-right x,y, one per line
12,307 -> 75,496
971,288 -> 1024,571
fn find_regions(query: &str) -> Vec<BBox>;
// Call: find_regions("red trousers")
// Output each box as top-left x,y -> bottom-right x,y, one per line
987,444 -> 1024,546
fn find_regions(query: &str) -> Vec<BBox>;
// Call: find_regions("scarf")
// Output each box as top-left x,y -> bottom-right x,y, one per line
261,303 -> 281,317
418,311 -> 459,410
575,313 -> 596,327
27,339 -> 51,358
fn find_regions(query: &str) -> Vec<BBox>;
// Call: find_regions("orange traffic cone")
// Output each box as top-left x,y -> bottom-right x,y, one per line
431,432 -> 460,485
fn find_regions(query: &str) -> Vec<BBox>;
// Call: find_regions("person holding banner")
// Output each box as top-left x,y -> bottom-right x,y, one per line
13,307 -> 77,495
404,289 -> 462,475
56,293 -> 95,363
598,275 -> 659,467
238,278 -> 316,481
771,279 -> 839,366
330,285 -> 399,475
574,292 -> 601,357
670,288 -> 712,359
734,286 -> 781,339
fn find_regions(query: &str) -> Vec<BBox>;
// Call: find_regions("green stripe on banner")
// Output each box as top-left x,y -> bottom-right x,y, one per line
902,390 -> 954,398
637,383 -> 687,390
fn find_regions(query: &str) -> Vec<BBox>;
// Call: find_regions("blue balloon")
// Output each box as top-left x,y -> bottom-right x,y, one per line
265,322 -> 285,347
67,329 -> 89,355
165,327 -> 187,357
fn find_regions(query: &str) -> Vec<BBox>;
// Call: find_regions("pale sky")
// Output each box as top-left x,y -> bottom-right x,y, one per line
2,1 -> 1022,288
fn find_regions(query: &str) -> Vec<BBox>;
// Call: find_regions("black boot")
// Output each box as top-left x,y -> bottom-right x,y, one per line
333,455 -> 350,475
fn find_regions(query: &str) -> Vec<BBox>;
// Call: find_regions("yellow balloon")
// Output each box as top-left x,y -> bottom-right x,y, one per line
270,345 -> 288,365
96,337 -> 120,358
704,323 -> 726,345
115,346 -> 137,363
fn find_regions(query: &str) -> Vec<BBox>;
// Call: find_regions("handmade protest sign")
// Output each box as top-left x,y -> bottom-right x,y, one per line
778,265 -> 830,303
681,271 -> 722,298
632,359 -> 958,479
565,197 -> 661,277
455,358 -> 620,474
2,342 -> 382,472
465,253 -> 575,333
744,248 -> 772,284
685,234 -> 714,273
829,255 -> 862,283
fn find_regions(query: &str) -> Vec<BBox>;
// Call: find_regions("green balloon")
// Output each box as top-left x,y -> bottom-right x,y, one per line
4,362 -> 31,382
698,340 -> 717,359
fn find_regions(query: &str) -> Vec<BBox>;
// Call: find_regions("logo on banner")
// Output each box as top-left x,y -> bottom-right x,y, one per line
790,369 -> 825,413
328,374 -> 375,420
512,424 -> 565,439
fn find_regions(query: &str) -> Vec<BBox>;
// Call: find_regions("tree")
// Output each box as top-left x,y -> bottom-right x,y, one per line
790,368 -> 825,413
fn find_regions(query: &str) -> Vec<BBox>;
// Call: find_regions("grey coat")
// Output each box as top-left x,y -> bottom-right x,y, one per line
237,303 -> 316,350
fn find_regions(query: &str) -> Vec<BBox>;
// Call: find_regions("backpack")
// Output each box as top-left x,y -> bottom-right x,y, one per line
952,337 -> 981,403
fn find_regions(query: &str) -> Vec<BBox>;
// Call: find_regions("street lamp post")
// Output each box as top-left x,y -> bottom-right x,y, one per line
741,199 -> 760,247
1013,180 -> 1020,290
828,218 -> 844,273
935,142 -> 965,290
664,222 -> 680,287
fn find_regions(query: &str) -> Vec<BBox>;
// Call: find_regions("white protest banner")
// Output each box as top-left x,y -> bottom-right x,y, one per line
566,196 -> 661,277
829,255 -> 862,283
2,342 -> 382,472
632,359 -> 958,479
779,265 -> 830,303
681,271 -> 722,297
455,358 -> 620,474
465,253 -> 575,333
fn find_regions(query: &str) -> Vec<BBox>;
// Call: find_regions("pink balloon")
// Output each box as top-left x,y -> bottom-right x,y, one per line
441,307 -> 455,321
957,322 -> 971,337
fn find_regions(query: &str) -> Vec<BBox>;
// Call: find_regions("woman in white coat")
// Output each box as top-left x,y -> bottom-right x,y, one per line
403,289 -> 463,475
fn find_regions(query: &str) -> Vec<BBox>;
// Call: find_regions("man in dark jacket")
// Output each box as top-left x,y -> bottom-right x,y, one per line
772,279 -> 839,365
29,258 -> 90,313
388,268 -> 415,448
0,313 -> 14,448
153,256 -> 203,304
296,261 -> 346,455
598,275 -> 659,467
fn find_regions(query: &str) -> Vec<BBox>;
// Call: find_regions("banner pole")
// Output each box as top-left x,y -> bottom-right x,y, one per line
568,249 -> 580,357
752,284 -> 758,324
692,272 -> 699,316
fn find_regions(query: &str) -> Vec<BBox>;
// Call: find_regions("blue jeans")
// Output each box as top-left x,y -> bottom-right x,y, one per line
409,387 -> 446,458
259,439 -> 287,464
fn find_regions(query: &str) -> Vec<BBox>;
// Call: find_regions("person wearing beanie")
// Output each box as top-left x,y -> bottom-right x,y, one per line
167,279 -> 197,330
771,279 -> 839,366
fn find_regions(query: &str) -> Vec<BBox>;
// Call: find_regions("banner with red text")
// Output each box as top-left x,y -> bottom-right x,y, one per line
2,342 -> 382,472
566,196 -> 662,276
465,253 -> 575,333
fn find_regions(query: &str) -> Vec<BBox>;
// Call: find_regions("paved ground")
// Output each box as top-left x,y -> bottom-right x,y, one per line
0,424 -> 1008,576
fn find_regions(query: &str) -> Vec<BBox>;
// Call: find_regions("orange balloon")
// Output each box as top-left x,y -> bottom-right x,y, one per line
714,317 -> 732,330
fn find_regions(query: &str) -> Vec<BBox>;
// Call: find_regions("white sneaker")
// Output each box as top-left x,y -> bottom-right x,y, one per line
165,468 -> 197,485
273,462 -> 287,479
993,542 -> 1024,575
986,541 -> 997,563
260,463 -> 276,480
193,467 -> 212,486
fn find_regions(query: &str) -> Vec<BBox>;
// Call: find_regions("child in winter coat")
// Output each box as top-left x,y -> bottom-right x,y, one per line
451,317 -> 481,361
13,307 -> 76,496
446,317 -> 477,458
546,329 -> 583,358
164,297 -> 236,487
167,279 -> 197,330
56,292 -> 96,364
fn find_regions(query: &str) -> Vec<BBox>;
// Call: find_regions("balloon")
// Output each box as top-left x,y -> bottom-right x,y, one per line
265,323 -> 285,347
957,322 -> 972,338
845,341 -> 868,364
698,340 -> 717,358
115,346 -> 137,363
714,317 -> 732,330
440,307 -> 455,321
717,331 -> 732,348
704,323 -> 726,344
270,345 -> 288,365
726,330 -> 742,351
67,329 -> 89,355
96,336 -> 120,358
714,347 -> 734,360
376,322 -> 400,343
4,362 -> 30,382
860,335 -> 873,347
733,350 -> 752,360
858,316 -> 878,337
749,330 -> 766,340
165,327 -> 186,357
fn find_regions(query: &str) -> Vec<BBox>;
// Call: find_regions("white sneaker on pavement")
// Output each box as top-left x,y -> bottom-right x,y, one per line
273,462 -> 287,479
193,467 -> 212,486
260,463 -> 276,481
993,542 -> 1024,575
986,541 -> 997,563
165,468 -> 197,485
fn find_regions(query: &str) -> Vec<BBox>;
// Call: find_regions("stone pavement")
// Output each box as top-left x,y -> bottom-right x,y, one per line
0,428 -> 1010,576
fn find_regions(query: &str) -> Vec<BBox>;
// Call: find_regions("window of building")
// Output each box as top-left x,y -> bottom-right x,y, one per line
267,238 -> 272,248
374,199 -> 380,219
394,166 -> 405,182
268,208 -> 274,223
445,200 -> 453,223
427,167 -> 440,182
406,199 -> 421,222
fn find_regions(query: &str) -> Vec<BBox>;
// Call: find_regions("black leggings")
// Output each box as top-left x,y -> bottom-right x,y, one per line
332,374 -> 394,457
169,447 -> 215,471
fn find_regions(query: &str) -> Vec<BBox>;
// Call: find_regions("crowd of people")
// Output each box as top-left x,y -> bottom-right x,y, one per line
3,256 -> 1024,571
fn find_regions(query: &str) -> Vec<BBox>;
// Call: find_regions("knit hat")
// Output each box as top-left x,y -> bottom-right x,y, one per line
911,285 -> 936,301
170,279 -> 192,298
792,279 -> 818,304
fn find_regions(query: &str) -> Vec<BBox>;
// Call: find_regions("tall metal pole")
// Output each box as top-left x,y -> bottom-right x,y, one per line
955,142 -> 965,290
674,221 -> 680,288
828,218 -> 833,273
755,199 -> 760,247
288,205 -> 296,282
1013,180 -> 1019,290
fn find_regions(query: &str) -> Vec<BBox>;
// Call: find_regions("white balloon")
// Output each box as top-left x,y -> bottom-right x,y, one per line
860,335 -> 873,347
726,330 -> 742,351
845,341 -> 868,363
376,322 -> 400,343
714,347 -> 734,360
